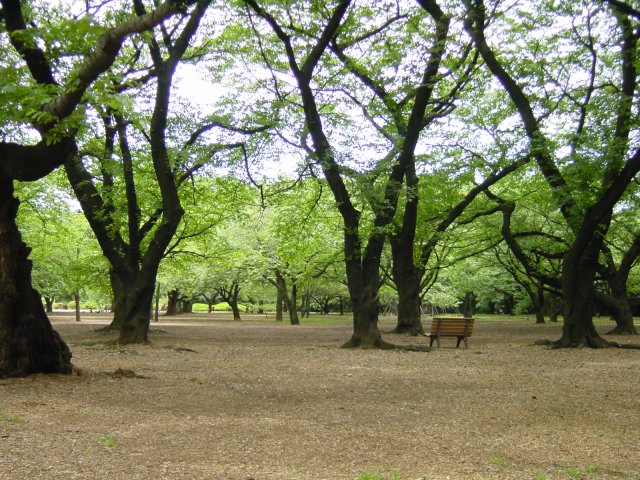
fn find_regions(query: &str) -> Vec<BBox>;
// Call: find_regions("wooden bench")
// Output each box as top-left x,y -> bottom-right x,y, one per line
426,317 -> 474,348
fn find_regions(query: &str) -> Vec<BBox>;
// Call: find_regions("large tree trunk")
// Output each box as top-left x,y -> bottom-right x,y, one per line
0,178 -> 72,377
165,289 -> 180,316
179,298 -> 193,314
596,287 -> 638,335
108,271 -> 155,343
289,283 -> 300,325
462,291 -> 477,318
229,300 -> 242,322
217,282 -> 242,321
389,136 -> 425,337
606,295 -> 636,335
349,308 -> 383,347
391,275 -> 424,335
342,287 -> 387,348
230,284 -> 241,321
598,243 -> 638,335
44,296 -> 54,313
556,238 -> 610,348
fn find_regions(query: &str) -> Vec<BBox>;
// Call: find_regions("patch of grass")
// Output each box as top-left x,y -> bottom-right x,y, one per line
356,471 -> 401,480
98,435 -> 117,448
532,474 -> 547,480
0,411 -> 22,423
487,453 -> 516,468
217,460 -> 228,471
296,314 -> 352,326
357,472 -> 385,480
559,465 -> 601,478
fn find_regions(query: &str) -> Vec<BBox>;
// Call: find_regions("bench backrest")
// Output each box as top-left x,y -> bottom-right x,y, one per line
430,317 -> 474,336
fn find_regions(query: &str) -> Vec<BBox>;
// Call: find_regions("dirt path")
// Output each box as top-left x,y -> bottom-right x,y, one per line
1,314 -> 639,479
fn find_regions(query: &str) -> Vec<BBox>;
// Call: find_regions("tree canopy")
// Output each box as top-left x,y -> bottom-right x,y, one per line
2,0 -> 640,376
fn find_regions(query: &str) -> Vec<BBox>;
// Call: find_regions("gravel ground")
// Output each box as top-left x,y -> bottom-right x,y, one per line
1,313 -> 639,480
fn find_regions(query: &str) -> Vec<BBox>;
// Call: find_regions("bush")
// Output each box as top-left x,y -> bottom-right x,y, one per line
83,301 -> 99,311
212,302 -> 247,312
213,302 -> 232,311
192,303 -> 209,312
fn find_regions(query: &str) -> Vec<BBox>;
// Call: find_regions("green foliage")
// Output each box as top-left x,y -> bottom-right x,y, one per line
98,435 -> 117,448
0,412 -> 22,423
356,471 -> 401,480
192,303 -> 210,312
10,0 -> 640,338
487,453 -> 516,468
212,302 -> 247,312
560,465 -> 600,478
17,175 -> 111,307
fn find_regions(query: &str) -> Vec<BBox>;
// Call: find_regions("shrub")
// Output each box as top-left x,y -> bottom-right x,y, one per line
192,303 -> 209,312
83,301 -> 99,311
213,302 -> 232,311
212,302 -> 247,312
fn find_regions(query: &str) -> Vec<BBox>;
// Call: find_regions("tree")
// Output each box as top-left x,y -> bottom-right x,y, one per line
0,0 -> 190,377
479,174 -> 566,323
258,178 -> 344,324
316,0 -> 457,336
465,0 -> 640,347
596,209 -> 640,334
240,0 -> 468,347
64,0 -> 213,343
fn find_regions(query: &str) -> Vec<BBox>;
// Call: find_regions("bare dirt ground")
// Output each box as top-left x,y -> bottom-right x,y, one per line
1,313 -> 639,480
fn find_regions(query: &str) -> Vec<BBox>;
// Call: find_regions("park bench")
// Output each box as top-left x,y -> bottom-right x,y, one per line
426,317 -> 474,348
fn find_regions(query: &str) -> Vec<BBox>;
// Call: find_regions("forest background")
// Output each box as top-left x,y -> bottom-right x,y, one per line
2,0 -> 640,377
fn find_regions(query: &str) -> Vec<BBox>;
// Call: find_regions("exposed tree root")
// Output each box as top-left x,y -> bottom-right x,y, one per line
340,337 -> 396,349
116,337 -> 151,346
606,341 -> 640,350
94,325 -> 118,333
534,338 -> 640,349
551,335 -> 613,349
340,337 -> 430,351
606,325 -> 638,335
